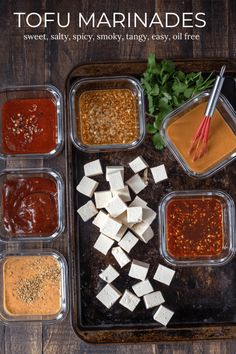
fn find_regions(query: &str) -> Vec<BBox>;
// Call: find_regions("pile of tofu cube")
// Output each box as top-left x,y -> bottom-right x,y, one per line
76,156 -> 175,326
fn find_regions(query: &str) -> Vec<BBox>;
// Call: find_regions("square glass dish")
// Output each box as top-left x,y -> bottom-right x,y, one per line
69,76 -> 145,152
159,190 -> 235,267
0,168 -> 65,242
160,91 -> 236,179
0,85 -> 63,159
0,249 -> 68,324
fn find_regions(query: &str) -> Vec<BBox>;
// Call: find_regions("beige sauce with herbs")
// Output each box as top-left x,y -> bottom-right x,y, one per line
3,256 -> 61,316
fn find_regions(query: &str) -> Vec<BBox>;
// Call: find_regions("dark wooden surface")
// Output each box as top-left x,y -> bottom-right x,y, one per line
0,0 -> 236,353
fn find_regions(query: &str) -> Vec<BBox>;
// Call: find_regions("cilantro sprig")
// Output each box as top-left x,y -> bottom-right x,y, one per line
141,54 -> 215,150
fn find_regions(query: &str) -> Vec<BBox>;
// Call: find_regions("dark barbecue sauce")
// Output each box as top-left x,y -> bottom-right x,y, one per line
3,177 -> 58,236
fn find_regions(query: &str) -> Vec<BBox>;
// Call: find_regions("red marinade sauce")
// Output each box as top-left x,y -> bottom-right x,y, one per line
166,197 -> 223,259
2,177 -> 58,236
2,98 -> 57,154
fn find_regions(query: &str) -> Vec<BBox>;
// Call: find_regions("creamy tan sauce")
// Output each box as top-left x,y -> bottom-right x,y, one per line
167,102 -> 236,173
3,256 -> 61,316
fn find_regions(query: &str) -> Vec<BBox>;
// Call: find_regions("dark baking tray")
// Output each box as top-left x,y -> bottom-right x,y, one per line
66,59 -> 236,343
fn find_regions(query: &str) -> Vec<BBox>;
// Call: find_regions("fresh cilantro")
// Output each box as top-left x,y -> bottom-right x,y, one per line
141,54 -> 215,150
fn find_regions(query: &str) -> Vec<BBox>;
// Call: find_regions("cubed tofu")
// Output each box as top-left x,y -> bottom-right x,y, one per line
93,234 -> 114,255
129,196 -> 148,208
126,174 -> 147,194
128,259 -> 150,281
127,206 -> 143,224
116,211 -> 134,228
106,166 -> 124,181
153,305 -> 174,326
108,170 -> 124,191
112,186 -> 131,202
129,156 -> 149,173
100,216 -> 123,239
99,265 -> 119,283
96,284 -> 121,309
111,247 -> 131,268
77,200 -> 98,222
107,224 -> 127,242
153,264 -> 175,286
76,176 -> 99,198
132,222 -> 154,243
92,210 -> 108,229
132,279 -> 154,297
105,195 -> 127,218
119,290 -> 140,312
151,164 -> 168,183
118,231 -> 138,253
94,191 -> 112,209
142,206 -> 157,226
84,159 -> 103,177
143,291 -> 165,309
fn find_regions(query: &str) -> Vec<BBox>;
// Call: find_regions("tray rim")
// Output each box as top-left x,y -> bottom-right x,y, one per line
65,57 -> 236,344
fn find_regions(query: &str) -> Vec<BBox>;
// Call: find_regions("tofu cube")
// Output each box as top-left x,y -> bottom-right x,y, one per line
151,164 -> 168,183
127,207 -> 143,224
142,206 -> 157,226
77,200 -> 98,222
143,291 -> 165,309
108,224 -> 127,242
94,191 -> 112,209
111,247 -> 131,268
132,279 -> 154,297
129,156 -> 149,173
132,222 -> 154,243
116,212 -> 134,228
99,265 -> 119,283
119,290 -> 140,312
96,284 -> 121,309
105,195 -> 127,218
92,210 -> 107,229
100,216 -> 123,239
93,233 -> 114,255
126,174 -> 147,194
128,259 -> 150,281
112,186 -> 131,202
153,264 -> 175,286
84,159 -> 103,177
106,166 -> 124,181
153,305 -> 174,326
129,196 -> 148,208
76,176 -> 98,198
108,170 -> 124,191
118,231 -> 138,253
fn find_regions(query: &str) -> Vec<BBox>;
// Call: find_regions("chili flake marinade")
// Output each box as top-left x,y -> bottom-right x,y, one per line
77,89 -> 139,145
166,197 -> 224,258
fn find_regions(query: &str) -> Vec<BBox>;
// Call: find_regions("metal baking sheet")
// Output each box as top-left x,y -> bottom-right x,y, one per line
66,59 -> 236,343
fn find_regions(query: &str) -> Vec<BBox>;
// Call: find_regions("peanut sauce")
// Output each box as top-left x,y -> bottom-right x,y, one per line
77,89 -> 139,145
166,197 -> 224,258
2,177 -> 58,236
2,98 -> 57,154
3,256 -> 61,316
166,101 -> 236,173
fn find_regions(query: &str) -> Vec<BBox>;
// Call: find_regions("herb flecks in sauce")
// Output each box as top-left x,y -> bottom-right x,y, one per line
77,89 -> 139,146
167,197 -> 224,258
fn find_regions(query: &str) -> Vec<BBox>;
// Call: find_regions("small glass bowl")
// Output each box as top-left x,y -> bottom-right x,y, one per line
160,91 -> 236,179
69,76 -> 145,152
0,168 -> 65,243
159,190 -> 235,267
0,85 -> 63,159
0,249 -> 68,324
